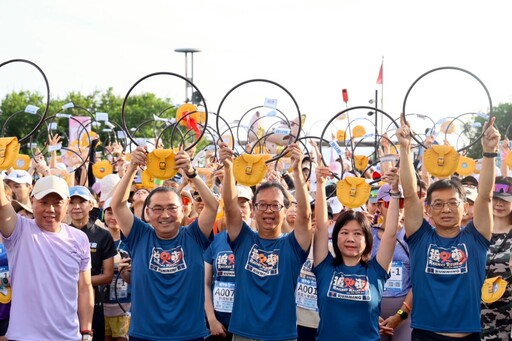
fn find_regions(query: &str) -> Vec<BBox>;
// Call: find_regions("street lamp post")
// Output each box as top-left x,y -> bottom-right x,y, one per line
174,48 -> 201,103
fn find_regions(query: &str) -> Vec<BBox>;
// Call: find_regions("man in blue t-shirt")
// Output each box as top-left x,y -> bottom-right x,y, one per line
111,146 -> 219,341
397,116 -> 500,340
218,142 -> 312,341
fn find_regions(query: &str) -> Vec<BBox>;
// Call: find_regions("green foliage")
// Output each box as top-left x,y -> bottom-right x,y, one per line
466,103 -> 512,159
0,88 -> 181,153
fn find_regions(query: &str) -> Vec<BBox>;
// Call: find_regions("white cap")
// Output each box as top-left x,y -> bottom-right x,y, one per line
5,170 -> 32,185
100,174 -> 120,201
327,196 -> 343,214
237,185 -> 253,201
31,175 -> 69,200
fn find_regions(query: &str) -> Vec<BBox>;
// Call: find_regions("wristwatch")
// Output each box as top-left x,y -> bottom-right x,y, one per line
396,309 -> 408,320
82,334 -> 93,341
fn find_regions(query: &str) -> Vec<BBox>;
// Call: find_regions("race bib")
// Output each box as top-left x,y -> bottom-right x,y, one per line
109,273 -> 129,300
296,258 -> 318,311
213,281 -> 235,313
426,244 -> 468,275
384,261 -> 403,292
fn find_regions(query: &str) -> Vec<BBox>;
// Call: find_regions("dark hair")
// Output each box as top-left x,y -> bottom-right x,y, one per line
426,179 -> 466,205
141,186 -> 180,222
331,210 -> 373,267
253,181 -> 290,208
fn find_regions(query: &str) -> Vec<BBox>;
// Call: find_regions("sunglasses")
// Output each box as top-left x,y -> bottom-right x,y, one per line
380,198 -> 405,209
494,183 -> 512,194
192,192 -> 202,202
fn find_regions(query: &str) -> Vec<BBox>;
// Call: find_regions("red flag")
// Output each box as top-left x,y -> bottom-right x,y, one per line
376,63 -> 383,85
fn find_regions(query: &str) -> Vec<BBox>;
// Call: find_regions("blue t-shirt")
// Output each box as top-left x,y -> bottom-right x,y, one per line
405,220 -> 490,333
228,223 -> 308,340
371,227 -> 411,297
313,253 -> 389,341
204,231 -> 235,327
0,243 -> 10,320
123,217 -> 212,340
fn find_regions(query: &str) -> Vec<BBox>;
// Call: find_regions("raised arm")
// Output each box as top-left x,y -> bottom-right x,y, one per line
313,166 -> 331,267
397,116 -> 423,237
500,138 -> 509,177
376,168 -> 400,271
218,142 -> 241,242
111,146 -> 146,237
473,117 -> 500,239
288,143 -> 312,251
175,150 -> 218,238
0,174 -> 17,237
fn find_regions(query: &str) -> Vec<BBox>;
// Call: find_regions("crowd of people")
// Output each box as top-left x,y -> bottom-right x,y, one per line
0,116 -> 509,341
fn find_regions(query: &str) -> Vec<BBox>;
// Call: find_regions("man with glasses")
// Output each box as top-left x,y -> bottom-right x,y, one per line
110,146 -> 219,341
69,186 -> 116,341
219,141 -> 311,341
398,116 -> 499,340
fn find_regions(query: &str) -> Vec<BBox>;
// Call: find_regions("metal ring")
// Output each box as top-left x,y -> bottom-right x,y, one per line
402,66 -> 493,151
0,59 -> 50,144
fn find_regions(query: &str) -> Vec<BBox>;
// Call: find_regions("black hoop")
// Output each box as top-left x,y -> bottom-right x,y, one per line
318,106 -> 399,172
402,66 -> 493,151
215,79 -> 302,163
121,72 -> 207,151
0,59 -> 50,143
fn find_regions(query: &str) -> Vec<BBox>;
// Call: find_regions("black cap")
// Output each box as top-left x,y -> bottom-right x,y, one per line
461,175 -> 478,187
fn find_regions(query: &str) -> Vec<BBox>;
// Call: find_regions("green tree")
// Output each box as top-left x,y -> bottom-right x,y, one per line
466,103 -> 512,159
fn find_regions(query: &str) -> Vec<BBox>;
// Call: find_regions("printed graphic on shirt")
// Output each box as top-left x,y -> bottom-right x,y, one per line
327,271 -> 371,301
149,246 -> 187,274
296,259 -> 318,311
90,242 -> 97,253
384,261 -> 403,292
215,251 -> 235,277
426,243 -> 468,275
245,244 -> 279,277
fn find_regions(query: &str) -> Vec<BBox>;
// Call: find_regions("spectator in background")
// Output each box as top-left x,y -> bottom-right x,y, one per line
103,198 -> 131,341
481,176 -> 512,340
4,170 -> 32,209
69,186 -> 116,341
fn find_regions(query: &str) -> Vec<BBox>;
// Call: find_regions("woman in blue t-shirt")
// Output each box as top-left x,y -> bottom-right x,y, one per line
312,167 -> 400,341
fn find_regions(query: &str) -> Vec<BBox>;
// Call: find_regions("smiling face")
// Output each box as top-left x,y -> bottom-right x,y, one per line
492,197 -> 512,222
426,188 -> 467,230
145,191 -> 183,239
32,193 -> 69,232
68,197 -> 93,226
254,187 -> 286,238
336,220 -> 366,263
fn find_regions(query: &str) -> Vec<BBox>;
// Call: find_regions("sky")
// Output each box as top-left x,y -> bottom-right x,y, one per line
1,0 -> 511,144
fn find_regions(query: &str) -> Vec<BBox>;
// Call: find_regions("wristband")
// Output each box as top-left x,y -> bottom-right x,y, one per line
80,329 -> 94,335
483,152 -> 498,158
185,167 -> 198,179
389,191 -> 402,198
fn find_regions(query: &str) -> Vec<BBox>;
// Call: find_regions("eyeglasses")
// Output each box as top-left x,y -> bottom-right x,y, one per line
255,203 -> 285,212
494,183 -> 512,194
430,200 -> 462,211
148,205 -> 182,214
380,199 -> 405,209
